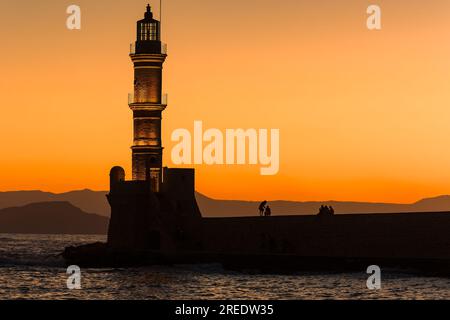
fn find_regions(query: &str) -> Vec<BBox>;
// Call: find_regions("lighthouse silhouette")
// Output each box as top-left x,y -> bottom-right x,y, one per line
107,5 -> 201,252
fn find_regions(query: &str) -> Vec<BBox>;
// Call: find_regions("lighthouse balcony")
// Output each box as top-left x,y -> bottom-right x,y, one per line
130,42 -> 168,55
128,93 -> 168,109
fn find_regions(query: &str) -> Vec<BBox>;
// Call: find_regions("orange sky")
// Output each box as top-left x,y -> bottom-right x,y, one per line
1,0 -> 450,203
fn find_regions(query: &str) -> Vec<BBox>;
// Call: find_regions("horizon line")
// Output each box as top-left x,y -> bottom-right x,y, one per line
0,188 -> 449,206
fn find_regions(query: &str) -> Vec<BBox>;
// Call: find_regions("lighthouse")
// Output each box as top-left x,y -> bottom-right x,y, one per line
106,4 -> 201,252
129,4 -> 167,191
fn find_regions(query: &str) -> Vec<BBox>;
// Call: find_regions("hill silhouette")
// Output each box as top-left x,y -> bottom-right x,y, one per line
0,202 -> 108,234
1,190 -> 450,218
0,190 -> 109,216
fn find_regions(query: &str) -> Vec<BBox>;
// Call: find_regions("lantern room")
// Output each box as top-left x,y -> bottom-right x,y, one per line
134,4 -> 162,54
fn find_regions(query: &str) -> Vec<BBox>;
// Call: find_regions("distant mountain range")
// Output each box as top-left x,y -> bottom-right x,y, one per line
0,190 -> 110,217
0,201 -> 108,235
1,190 -> 449,234
1,189 -> 450,218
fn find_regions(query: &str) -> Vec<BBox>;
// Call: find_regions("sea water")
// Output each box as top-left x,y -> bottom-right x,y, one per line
0,234 -> 448,300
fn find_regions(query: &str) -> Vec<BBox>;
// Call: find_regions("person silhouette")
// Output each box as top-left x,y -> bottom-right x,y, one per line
319,205 -> 325,215
264,205 -> 272,217
259,200 -> 267,216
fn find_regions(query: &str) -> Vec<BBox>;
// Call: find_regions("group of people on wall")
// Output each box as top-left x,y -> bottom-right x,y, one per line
318,205 -> 335,216
258,201 -> 272,216
258,201 -> 336,217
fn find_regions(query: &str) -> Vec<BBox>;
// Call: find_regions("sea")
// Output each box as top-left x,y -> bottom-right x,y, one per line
0,234 -> 448,300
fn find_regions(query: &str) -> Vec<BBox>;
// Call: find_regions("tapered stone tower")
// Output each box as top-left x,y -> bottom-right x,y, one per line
129,4 -> 167,191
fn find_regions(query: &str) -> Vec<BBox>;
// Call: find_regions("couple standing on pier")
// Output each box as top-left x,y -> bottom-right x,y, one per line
258,201 -> 272,217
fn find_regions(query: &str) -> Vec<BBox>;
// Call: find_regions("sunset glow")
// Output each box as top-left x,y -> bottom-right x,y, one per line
1,0 -> 450,203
